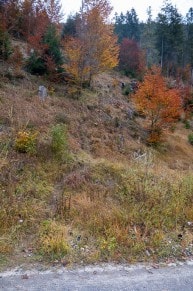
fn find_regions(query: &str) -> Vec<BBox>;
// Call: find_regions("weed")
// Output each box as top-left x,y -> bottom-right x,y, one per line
55,113 -> 69,124
99,236 -> 117,258
38,220 -> 70,260
67,158 -> 193,261
184,120 -> 191,129
188,133 -> 193,145
0,166 -> 53,237
55,191 -> 72,220
0,235 -> 13,254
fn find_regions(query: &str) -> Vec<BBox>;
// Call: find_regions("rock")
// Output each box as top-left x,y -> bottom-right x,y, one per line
145,250 -> 151,257
61,260 -> 69,267
21,274 -> 29,279
127,108 -> 134,119
77,235 -> 81,242
38,85 -> 47,101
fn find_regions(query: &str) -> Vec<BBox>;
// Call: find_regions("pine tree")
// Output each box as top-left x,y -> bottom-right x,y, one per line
141,6 -> 159,68
114,9 -> 140,43
185,8 -> 193,69
155,1 -> 183,76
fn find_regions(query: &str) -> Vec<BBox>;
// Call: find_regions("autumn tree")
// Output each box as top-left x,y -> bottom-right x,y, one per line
18,0 -> 37,39
133,66 -> 182,143
45,0 -> 63,24
26,0 -> 63,76
4,0 -> 21,37
119,38 -> 145,78
63,37 -> 89,87
63,0 -> 119,87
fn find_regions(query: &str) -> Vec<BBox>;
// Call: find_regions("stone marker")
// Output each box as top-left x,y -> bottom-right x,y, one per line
38,85 -> 47,101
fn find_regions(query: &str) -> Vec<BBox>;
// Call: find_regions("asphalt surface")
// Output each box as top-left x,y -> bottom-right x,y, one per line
1,262 -> 193,290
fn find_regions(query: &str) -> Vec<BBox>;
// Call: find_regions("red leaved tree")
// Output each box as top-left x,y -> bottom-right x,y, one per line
133,66 -> 182,143
119,38 -> 145,78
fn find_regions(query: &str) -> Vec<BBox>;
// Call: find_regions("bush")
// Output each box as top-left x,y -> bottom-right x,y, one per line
15,130 -> 38,154
26,53 -> 46,75
51,124 -> 68,159
188,133 -> 193,145
184,120 -> 191,129
0,28 -> 12,60
122,83 -> 132,95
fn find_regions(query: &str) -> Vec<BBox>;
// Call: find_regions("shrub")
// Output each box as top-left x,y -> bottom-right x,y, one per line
51,124 -> 68,159
0,22 -> 12,60
122,83 -> 132,95
15,130 -> 38,154
184,120 -> 191,129
188,133 -> 193,145
26,53 -> 46,75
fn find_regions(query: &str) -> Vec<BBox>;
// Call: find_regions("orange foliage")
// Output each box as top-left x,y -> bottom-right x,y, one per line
27,9 -> 49,52
63,37 -> 90,86
63,0 -> 119,87
8,45 -> 23,68
83,3 -> 119,79
133,66 -> 182,143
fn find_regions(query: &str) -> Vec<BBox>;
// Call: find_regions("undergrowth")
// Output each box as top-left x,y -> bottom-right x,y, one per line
1,128 -> 193,265
66,159 -> 193,262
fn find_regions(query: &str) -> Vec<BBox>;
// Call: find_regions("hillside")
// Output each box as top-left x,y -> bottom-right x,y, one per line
1,68 -> 193,270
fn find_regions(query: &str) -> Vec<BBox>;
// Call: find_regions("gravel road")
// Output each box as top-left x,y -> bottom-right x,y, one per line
1,261 -> 193,290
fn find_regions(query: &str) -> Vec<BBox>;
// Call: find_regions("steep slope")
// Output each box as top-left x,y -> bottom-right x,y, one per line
0,71 -> 193,269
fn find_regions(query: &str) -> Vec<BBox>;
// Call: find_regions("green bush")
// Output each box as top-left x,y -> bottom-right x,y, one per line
26,53 -> 46,75
51,124 -> 68,159
188,133 -> 193,145
0,29 -> 12,60
184,120 -> 191,129
122,83 -> 132,95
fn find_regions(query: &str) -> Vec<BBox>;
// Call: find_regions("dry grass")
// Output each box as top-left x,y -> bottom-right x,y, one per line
64,156 -> 193,262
